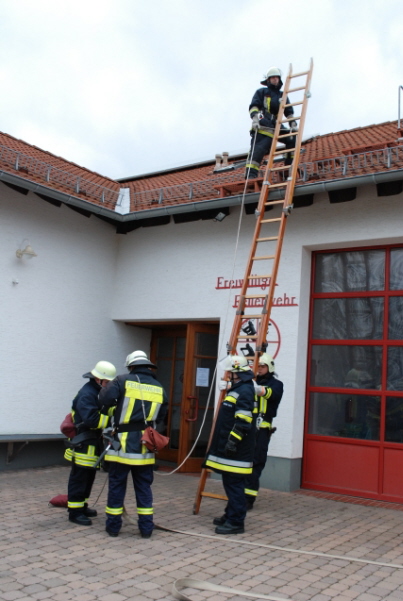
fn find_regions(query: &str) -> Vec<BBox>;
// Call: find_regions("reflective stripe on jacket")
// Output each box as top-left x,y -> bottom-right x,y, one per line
99,367 -> 168,466
256,373 -> 284,425
204,373 -> 256,475
64,378 -> 108,468
249,82 -> 294,135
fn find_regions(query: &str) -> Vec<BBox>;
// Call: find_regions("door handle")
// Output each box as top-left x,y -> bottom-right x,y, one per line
186,396 -> 199,422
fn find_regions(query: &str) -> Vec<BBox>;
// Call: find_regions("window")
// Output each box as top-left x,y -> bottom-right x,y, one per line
308,245 -> 403,442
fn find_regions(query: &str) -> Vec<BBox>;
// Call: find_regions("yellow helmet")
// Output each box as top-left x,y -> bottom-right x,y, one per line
90,361 -> 116,381
125,350 -> 156,369
258,353 -> 275,373
260,66 -> 283,86
223,355 -> 251,373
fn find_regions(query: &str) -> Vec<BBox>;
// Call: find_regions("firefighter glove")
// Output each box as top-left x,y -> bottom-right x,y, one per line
224,440 -> 237,458
219,380 -> 230,391
251,114 -> 260,131
253,381 -> 265,396
289,120 -> 298,132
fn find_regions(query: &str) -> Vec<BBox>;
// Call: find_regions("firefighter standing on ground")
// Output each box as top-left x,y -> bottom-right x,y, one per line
245,66 -> 298,179
65,360 -> 117,526
204,355 -> 256,535
245,354 -> 283,509
98,350 -> 168,539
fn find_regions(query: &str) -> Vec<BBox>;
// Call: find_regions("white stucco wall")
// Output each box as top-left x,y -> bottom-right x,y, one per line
0,186 -> 150,434
110,184 -> 403,462
3,179 -> 403,456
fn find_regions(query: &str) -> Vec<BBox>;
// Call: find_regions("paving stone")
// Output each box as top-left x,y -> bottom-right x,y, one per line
3,466 -> 403,601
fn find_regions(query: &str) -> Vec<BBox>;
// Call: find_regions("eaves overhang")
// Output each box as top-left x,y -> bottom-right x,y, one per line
2,167 -> 403,226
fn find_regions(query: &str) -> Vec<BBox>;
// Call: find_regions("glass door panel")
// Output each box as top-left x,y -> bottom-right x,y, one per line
179,324 -> 219,472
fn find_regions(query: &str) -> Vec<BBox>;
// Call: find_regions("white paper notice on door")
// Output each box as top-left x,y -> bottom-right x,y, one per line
196,367 -> 210,387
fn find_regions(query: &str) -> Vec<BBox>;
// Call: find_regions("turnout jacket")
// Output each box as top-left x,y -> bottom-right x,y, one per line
204,372 -> 256,476
98,367 -> 168,466
64,377 -> 109,468
256,373 -> 284,428
249,81 -> 294,136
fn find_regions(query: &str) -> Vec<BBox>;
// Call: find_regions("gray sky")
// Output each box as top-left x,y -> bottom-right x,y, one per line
0,0 -> 402,179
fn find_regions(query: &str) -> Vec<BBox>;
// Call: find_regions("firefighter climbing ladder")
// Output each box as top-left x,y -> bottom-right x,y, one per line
193,59 -> 314,514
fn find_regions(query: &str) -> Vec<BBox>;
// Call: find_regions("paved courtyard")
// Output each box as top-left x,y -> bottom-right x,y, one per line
2,465 -> 403,601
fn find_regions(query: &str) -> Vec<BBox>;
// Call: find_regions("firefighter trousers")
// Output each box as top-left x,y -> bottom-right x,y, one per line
67,463 -> 97,515
246,128 -> 296,178
105,462 -> 154,535
222,472 -> 247,527
244,428 -> 272,506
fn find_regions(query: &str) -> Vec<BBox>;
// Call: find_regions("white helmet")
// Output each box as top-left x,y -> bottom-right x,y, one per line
90,361 -> 116,381
125,350 -> 156,369
261,66 -> 283,86
258,353 -> 275,373
223,355 -> 251,373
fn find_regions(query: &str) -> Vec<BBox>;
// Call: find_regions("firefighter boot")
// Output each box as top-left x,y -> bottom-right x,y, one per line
213,514 -> 227,526
140,531 -> 152,539
215,521 -> 245,535
245,169 -> 258,180
83,505 -> 98,517
245,498 -> 255,511
69,513 -> 92,526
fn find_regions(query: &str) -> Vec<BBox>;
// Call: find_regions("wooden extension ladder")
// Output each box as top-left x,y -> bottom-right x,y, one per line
193,59 -> 314,514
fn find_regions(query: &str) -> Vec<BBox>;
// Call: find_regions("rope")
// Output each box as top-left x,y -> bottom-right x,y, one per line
172,577 -> 290,601
120,515 -> 403,600
92,470 -> 109,506
153,131 -> 259,477
153,524 -> 403,570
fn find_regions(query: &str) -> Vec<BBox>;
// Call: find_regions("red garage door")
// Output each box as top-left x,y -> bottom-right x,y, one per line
302,245 -> 403,502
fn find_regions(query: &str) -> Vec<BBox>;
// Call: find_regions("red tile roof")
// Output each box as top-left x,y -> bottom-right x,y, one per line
0,131 -> 121,209
1,121 -> 402,215
124,120 -> 403,211
302,121 -> 401,161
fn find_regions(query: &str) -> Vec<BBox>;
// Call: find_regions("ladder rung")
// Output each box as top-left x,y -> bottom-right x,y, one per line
278,132 -> 298,139
257,237 -> 278,242
265,184 -> 287,190
253,255 -> 275,261
269,165 -> 290,171
239,315 -> 264,319
274,147 -> 296,155
245,294 -> 267,299
291,70 -> 309,77
282,116 -> 301,123
201,492 -> 228,500
289,86 -> 306,93
284,101 -> 303,108
261,217 -> 282,223
237,334 -> 258,340
246,274 -> 272,278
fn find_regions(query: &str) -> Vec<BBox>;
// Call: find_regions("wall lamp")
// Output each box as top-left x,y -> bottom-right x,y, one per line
16,243 -> 37,259
213,211 -> 227,222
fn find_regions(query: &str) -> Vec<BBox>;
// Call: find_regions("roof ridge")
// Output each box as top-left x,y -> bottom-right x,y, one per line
0,130 -> 119,185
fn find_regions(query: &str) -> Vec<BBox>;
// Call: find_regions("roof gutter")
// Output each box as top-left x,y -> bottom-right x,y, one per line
2,167 -> 403,224
0,169 -> 122,220
121,168 -> 403,221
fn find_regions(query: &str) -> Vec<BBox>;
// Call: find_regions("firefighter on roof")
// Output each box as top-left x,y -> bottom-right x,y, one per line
204,355 -> 256,535
98,350 -> 168,539
245,66 -> 298,180
65,360 -> 116,526
245,353 -> 283,509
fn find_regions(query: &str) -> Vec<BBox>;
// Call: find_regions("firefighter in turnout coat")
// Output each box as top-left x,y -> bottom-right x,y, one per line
65,361 -> 116,526
204,355 -> 256,535
245,66 -> 298,179
245,354 -> 283,509
98,350 -> 168,538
